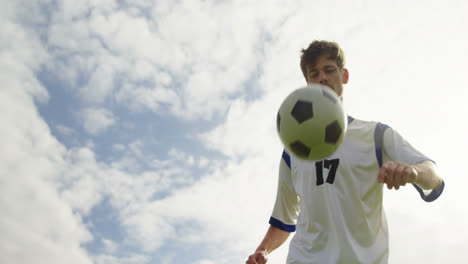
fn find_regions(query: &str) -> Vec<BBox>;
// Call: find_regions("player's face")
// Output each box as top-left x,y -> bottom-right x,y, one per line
305,54 -> 349,100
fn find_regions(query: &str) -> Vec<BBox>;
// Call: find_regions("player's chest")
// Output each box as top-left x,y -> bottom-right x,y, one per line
289,133 -> 379,197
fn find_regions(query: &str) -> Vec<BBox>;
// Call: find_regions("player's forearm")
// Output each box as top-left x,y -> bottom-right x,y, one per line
255,225 -> 290,254
413,161 -> 443,190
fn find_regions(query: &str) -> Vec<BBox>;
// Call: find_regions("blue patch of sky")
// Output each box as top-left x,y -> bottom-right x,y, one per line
34,5 -> 269,174
148,231 -> 242,264
234,63 -> 264,103
107,101 -> 226,161
36,67 -> 226,166
83,202 -> 214,262
151,245 -> 209,264
229,29 -> 271,103
33,0 -> 272,163
15,0 -> 54,27
149,223 -> 214,264
82,203 -> 234,263
115,0 -> 156,19
36,69 -> 84,145
37,69 -> 229,257
82,196 -> 124,255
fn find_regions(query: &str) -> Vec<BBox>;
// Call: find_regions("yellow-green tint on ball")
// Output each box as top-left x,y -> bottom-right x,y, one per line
278,84 -> 347,160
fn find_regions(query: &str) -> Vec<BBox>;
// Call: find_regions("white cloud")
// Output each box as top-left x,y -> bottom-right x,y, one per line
0,24 -> 50,104
194,260 -> 216,264
80,107 -> 116,135
55,124 -> 75,136
127,140 -> 144,158
2,1 -> 289,263
115,81 -> 180,113
0,61 -> 94,264
44,0 -> 299,120
58,147 -> 104,215
168,148 -> 195,166
101,238 -> 118,254
93,253 -> 149,264
112,144 -> 126,152
79,56 -> 122,103
47,146 -> 211,259
198,157 -> 210,169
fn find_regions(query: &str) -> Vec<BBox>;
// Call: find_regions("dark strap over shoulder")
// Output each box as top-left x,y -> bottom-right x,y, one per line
374,122 -> 389,168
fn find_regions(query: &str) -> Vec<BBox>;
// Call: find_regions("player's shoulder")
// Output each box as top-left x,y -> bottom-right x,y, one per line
347,116 -> 387,130
347,116 -> 396,139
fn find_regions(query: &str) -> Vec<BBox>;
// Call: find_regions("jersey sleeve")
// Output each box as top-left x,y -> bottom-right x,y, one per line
269,150 -> 300,232
382,126 -> 444,202
383,127 -> 431,165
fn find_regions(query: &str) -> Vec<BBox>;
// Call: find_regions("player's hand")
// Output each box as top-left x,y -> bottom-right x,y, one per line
378,161 -> 418,190
246,250 -> 269,264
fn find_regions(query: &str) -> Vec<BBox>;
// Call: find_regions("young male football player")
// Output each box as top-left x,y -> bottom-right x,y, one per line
246,40 -> 444,264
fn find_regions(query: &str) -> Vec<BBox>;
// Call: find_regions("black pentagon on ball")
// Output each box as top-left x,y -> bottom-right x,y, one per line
290,141 -> 311,158
291,100 -> 313,124
324,120 -> 342,144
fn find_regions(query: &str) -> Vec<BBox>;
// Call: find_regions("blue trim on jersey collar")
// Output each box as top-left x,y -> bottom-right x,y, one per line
282,150 -> 291,169
347,115 -> 355,124
269,216 -> 296,232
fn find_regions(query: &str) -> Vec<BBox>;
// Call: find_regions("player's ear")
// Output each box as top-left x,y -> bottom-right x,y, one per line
342,68 -> 349,84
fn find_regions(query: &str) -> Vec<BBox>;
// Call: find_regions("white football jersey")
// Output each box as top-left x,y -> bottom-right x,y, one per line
270,117 -> 444,264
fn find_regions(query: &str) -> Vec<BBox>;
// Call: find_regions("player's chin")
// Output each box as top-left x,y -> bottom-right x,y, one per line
324,85 -> 340,97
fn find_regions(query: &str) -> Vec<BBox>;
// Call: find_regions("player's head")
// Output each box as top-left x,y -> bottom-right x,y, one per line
300,40 -> 349,99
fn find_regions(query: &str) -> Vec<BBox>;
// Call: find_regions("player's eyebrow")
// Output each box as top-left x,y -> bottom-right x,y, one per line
308,65 -> 336,74
324,64 -> 336,69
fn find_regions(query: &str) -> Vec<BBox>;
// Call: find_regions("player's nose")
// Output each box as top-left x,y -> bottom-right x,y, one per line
319,71 -> 328,84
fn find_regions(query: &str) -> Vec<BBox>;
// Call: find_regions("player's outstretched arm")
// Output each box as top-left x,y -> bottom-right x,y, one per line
411,160 -> 443,190
246,225 -> 290,264
378,160 -> 443,190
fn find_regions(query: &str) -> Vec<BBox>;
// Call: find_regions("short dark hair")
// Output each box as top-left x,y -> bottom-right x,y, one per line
300,40 -> 346,80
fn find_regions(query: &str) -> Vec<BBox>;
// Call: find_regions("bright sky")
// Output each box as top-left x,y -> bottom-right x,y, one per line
1,0 -> 467,263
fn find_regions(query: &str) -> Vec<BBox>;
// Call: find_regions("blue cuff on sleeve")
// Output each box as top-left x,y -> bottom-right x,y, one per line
412,180 -> 445,202
269,217 -> 296,232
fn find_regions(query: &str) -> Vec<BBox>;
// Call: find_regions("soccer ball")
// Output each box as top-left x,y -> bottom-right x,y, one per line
276,84 -> 347,160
